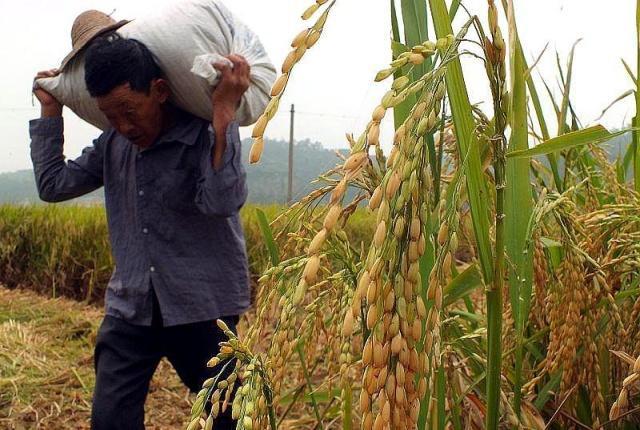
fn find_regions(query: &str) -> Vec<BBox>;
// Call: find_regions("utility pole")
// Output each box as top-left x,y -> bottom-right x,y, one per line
287,104 -> 295,204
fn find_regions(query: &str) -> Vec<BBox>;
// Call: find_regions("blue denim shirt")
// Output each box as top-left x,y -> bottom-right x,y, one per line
29,111 -> 250,326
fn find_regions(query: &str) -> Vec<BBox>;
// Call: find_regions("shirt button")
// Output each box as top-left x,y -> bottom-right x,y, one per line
142,227 -> 149,234
138,190 -> 145,196
150,266 -> 155,272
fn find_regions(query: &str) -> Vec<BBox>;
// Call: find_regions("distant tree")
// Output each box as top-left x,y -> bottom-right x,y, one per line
0,138 -> 349,205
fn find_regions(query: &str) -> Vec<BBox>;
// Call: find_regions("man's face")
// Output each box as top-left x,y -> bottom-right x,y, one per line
97,80 -> 169,148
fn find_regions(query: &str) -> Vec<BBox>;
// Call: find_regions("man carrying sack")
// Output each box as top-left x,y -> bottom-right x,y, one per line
30,10 -> 251,429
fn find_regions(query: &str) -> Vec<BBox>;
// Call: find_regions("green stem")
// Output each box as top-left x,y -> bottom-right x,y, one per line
296,344 -> 323,425
635,0 -> 640,190
484,17 -> 508,424
437,362 -> 446,429
264,384 -> 278,430
487,155 -> 505,430
513,333 -> 524,415
341,382 -> 353,430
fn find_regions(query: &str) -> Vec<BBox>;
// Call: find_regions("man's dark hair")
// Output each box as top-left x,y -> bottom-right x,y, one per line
84,33 -> 162,97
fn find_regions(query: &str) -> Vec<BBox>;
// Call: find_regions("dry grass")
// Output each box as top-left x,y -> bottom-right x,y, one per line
0,287 -> 192,429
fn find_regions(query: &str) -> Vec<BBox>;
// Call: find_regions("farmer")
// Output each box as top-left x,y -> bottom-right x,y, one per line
30,10 -> 250,430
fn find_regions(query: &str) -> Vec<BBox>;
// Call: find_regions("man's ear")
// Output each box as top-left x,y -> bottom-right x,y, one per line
151,78 -> 170,104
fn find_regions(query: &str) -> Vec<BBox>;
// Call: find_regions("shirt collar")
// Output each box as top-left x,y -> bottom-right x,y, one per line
155,110 -> 203,147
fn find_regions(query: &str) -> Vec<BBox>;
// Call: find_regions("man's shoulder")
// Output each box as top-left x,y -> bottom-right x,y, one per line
176,108 -> 208,127
96,127 -> 119,146
174,109 -> 211,138
171,109 -> 210,146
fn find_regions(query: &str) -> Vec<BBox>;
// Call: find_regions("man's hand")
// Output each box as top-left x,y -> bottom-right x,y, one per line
33,69 -> 63,118
210,55 -> 250,170
211,55 -> 251,124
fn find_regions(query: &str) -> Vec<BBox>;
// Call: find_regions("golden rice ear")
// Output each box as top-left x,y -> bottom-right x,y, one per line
249,137 -> 264,164
293,44 -> 308,62
367,123 -> 380,147
373,221 -> 386,248
368,186 -> 383,211
301,3 -> 319,20
305,29 -> 322,48
343,151 -> 368,172
323,204 -> 341,231
341,309 -> 354,336
263,97 -> 280,120
251,115 -> 267,138
270,74 -> 289,97
375,68 -> 395,82
371,105 -> 386,122
308,228 -> 327,254
290,29 -> 309,48
303,254 -> 320,284
281,50 -> 297,74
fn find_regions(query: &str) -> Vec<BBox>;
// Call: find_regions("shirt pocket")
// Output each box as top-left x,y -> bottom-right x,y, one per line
161,168 -> 200,215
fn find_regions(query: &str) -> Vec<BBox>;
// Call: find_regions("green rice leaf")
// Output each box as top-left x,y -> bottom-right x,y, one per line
503,0 -> 533,416
557,40 -> 581,135
534,372 -> 562,410
256,208 -> 280,265
401,0 -> 430,74
622,58 -> 637,83
540,237 -> 563,270
428,0 -> 494,285
596,89 -> 634,120
444,264 -> 482,307
507,125 -> 622,159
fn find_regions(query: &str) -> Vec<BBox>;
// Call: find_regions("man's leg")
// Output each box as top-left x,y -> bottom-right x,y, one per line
165,316 -> 239,429
92,316 -> 162,430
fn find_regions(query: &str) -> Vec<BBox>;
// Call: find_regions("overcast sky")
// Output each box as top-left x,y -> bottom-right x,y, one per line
0,0 -> 636,173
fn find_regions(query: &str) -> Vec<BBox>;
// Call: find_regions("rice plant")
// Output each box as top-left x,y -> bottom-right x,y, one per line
184,0 -> 640,429
0,204 -> 343,303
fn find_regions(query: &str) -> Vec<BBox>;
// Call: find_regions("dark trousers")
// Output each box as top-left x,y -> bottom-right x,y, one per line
91,301 -> 238,430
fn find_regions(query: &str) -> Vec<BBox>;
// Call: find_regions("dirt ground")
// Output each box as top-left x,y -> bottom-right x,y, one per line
0,287 -> 192,429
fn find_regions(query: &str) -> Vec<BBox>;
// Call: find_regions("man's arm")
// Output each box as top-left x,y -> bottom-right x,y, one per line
194,55 -> 251,217
31,70 -> 105,202
210,55 -> 251,170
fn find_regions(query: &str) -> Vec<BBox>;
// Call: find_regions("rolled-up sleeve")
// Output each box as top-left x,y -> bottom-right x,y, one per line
30,117 -> 105,202
195,121 -> 248,217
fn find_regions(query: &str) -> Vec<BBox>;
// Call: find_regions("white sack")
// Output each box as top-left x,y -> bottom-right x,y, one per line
37,0 -> 276,130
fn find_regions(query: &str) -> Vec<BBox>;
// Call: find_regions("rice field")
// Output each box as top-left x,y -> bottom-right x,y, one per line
3,1 -> 640,430
0,204 -> 373,304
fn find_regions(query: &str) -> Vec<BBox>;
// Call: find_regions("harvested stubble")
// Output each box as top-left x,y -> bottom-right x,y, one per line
0,287 -> 190,429
0,288 -> 338,430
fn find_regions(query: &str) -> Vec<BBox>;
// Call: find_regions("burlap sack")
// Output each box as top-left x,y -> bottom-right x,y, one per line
37,0 -> 276,129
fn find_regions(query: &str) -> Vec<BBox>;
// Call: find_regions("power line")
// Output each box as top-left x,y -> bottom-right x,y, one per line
0,106 -> 362,121
295,110 -> 360,120
0,107 -> 38,111
287,104 -> 294,205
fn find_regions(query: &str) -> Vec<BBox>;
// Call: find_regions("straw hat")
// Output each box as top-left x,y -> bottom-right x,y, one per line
59,10 -> 130,71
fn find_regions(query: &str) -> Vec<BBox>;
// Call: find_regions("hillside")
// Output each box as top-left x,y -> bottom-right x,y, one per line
0,137 -> 347,205
2,132 -> 632,204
